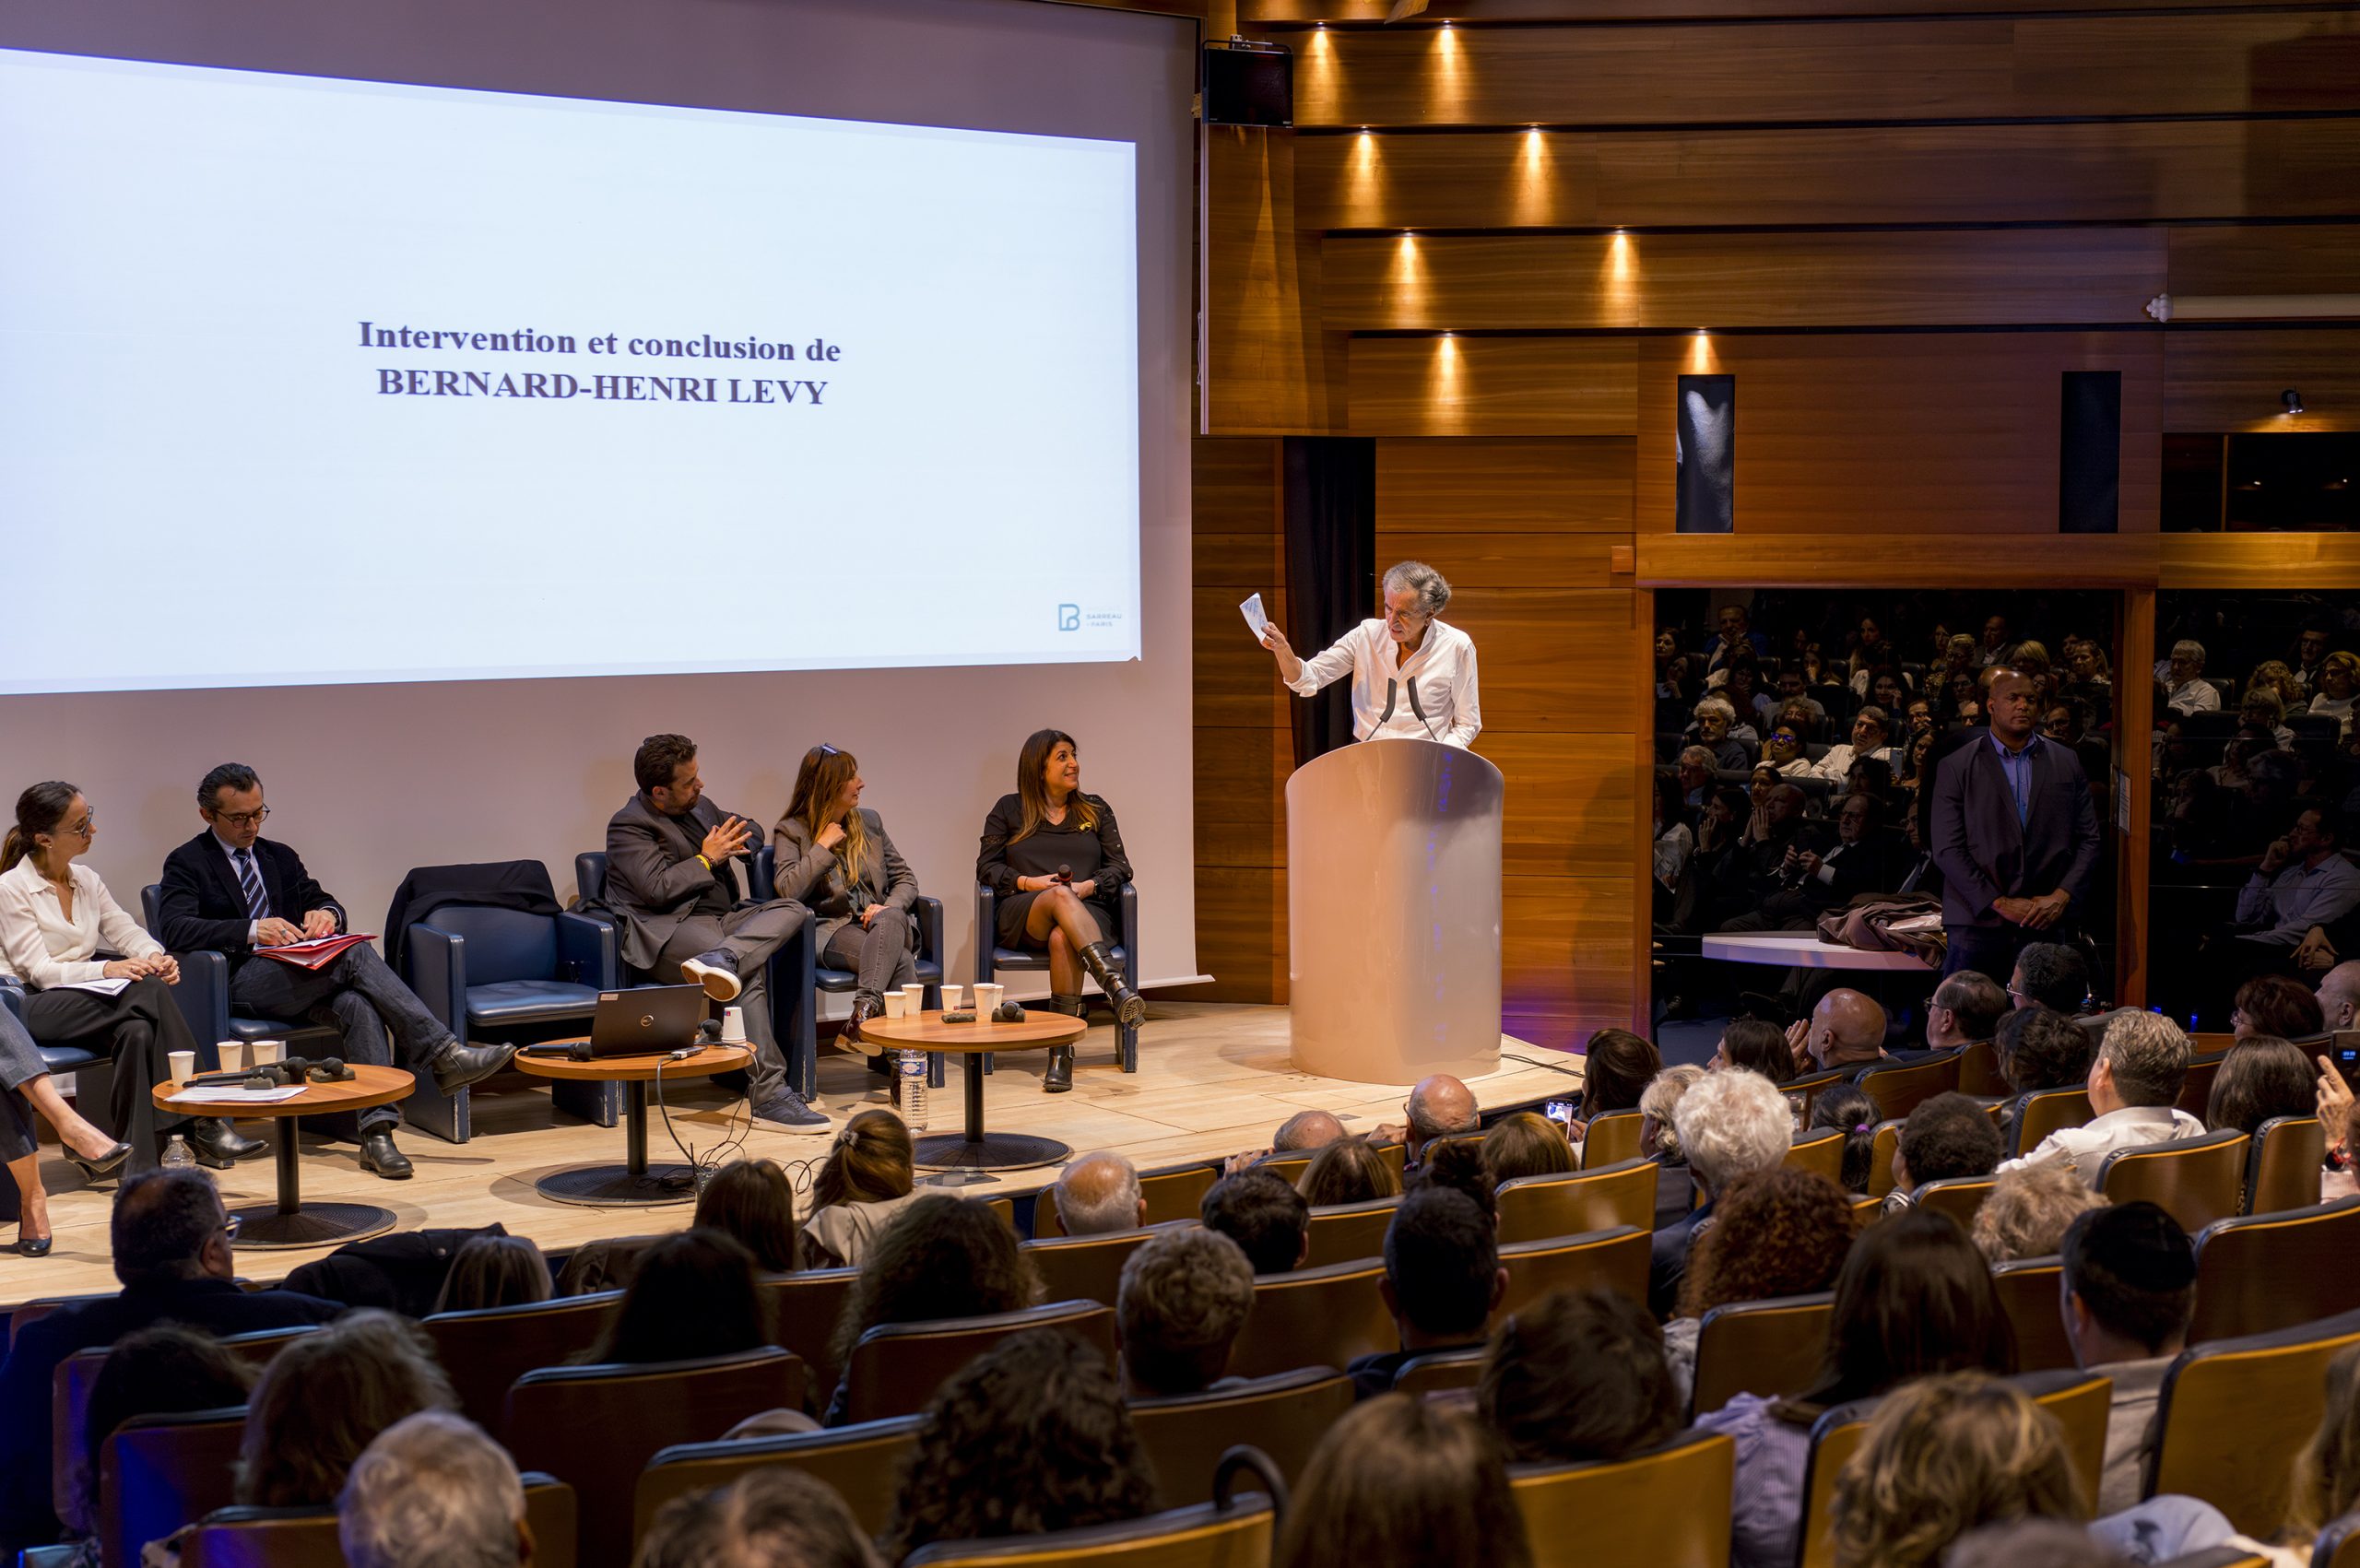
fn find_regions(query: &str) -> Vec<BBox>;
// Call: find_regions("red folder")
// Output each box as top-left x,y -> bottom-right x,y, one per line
258,933 -> 377,970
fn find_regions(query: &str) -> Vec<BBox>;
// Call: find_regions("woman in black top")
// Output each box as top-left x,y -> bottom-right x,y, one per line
976,728 -> 1142,1092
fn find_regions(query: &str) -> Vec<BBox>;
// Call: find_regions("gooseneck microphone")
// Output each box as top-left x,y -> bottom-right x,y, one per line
1404,678 -> 1442,740
1379,678 -> 1398,725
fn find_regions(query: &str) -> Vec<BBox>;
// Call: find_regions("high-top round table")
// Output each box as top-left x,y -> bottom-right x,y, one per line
151,1064 -> 414,1249
856,1009 -> 1087,1174
510,1043 -> 751,1207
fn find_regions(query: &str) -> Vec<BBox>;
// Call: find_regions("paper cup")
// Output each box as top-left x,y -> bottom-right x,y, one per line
721,1006 -> 748,1043
217,1041 -> 247,1074
938,984 -> 964,1013
168,1050 -> 196,1086
882,991 -> 907,1019
250,1040 -> 284,1067
975,984 -> 1005,1014
902,984 -> 926,1016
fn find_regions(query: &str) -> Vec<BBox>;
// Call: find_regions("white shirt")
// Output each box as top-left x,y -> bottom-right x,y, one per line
2311,692 -> 2356,739
0,857 -> 164,988
1996,1103 -> 2208,1186
1288,618 -> 1481,748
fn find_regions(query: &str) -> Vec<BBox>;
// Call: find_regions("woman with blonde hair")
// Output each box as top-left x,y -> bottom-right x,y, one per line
773,745 -> 920,1078
1829,1372 -> 2082,1568
805,1109 -> 920,1267
236,1310 -> 458,1508
976,728 -> 1143,1092
1274,1394 -> 1531,1568
1970,1161 -> 2107,1264
1481,1112 -> 1575,1185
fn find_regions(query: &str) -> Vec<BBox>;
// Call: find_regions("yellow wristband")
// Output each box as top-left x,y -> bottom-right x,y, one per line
695,854 -> 711,869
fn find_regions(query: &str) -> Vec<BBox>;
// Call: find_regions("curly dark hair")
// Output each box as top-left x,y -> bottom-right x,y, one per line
830,1195 -> 1041,1371
2234,973 -> 2325,1042
881,1330 -> 1159,1561
1406,1138 -> 1498,1227
1995,1007 -> 2093,1096
1678,1168 -> 1856,1320
631,733 -> 698,796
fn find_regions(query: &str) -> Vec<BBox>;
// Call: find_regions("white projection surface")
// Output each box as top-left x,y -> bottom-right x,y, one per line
0,48 -> 1141,693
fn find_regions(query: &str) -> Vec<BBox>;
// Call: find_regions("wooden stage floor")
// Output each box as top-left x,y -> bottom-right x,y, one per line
5,1003 -> 1580,1307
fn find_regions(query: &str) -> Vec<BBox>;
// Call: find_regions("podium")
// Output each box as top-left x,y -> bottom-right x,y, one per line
1286,737 -> 1504,1084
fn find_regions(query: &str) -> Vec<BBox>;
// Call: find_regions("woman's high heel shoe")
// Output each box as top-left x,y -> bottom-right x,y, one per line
65,1140 -> 133,1183
14,1232 -> 53,1258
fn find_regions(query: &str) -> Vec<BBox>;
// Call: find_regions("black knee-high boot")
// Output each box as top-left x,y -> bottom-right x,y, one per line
1078,943 -> 1145,1028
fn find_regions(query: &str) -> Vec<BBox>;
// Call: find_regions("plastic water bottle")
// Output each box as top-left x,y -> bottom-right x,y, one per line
160,1134 -> 195,1171
899,1050 -> 928,1131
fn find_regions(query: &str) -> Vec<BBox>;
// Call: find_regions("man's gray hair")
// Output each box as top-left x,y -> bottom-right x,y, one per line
1679,745 -> 1716,772
2098,1011 -> 2192,1108
1854,704 -> 1890,734
1638,1065 -> 1705,1162
1693,697 -> 1736,724
1670,1067 -> 1791,1192
1052,1150 -> 1143,1235
2172,639 -> 2207,666
1382,560 -> 1452,619
338,1410 -> 523,1568
1406,1076 -> 1480,1140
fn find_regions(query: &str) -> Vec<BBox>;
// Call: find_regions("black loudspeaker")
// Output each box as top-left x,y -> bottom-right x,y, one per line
1676,374 -> 1736,535
2059,371 -> 2122,534
1203,41 -> 1292,127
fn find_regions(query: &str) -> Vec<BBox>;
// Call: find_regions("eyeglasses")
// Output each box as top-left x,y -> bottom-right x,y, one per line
211,807 -> 270,827
63,814 -> 94,837
217,1214 -> 242,1242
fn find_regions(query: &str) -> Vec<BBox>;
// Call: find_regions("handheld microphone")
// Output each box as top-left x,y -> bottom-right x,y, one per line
1056,864 -> 1072,884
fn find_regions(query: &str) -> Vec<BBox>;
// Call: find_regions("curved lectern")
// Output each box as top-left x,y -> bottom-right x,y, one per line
1286,738 -> 1504,1084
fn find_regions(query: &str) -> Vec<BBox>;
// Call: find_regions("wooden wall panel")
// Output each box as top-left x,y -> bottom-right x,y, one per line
1443,589 -> 1646,734
1470,736 -> 1639,879
1637,535 -> 2161,589
1203,128 -> 1343,435
1375,438 -> 1634,531
2162,328 -> 2360,432
1324,230 -> 2165,332
1287,13 -> 2344,128
2161,535 -> 2360,590
1248,0 -> 2339,29
1374,530 -> 1622,587
1294,121 -> 2360,231
1196,865 -> 1290,1004
1631,333 -> 2164,534
1501,878 -> 1639,1048
2167,224 -> 2360,300
1350,337 -> 1637,436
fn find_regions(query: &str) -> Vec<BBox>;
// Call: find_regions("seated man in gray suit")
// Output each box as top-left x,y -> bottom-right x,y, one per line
605,734 -> 825,1132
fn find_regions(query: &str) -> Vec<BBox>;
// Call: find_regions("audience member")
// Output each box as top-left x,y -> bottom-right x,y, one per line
2313,652 -> 2360,737
1053,1150 -> 1147,1234
1273,1108 -> 1345,1152
583,1229 -> 770,1366
2013,942 -> 2093,1014
1888,1092 -> 2005,1211
2159,640 -> 2220,715
1405,1138 -> 1499,1227
1828,1373 -> 2082,1568
72,1326 -> 255,1537
237,1309 -> 459,1508
0,1168 -> 342,1552
1199,1169 -> 1310,1275
431,1234 -> 552,1315
882,1331 -> 1157,1562
2001,1011 -> 2203,1184
1639,1066 -> 1704,1228
2318,960 -> 2360,1030
691,1158 -> 802,1273
1927,970 -> 2010,1052
2286,1342 -> 2360,1545
1298,1136 -> 1401,1208
1479,1113 -> 1574,1185
1115,1227 -> 1256,1398
1972,1163 -> 2108,1264
829,1195 -> 1041,1423
1654,1067 -> 1793,1317
1349,1187 -> 1505,1398
805,1110 -> 920,1267
2232,973 -> 2327,1041
2059,1202 -> 2200,1512
339,1410 -> 533,1568
636,1467 -> 880,1568
1714,1018 -> 1800,1084
1577,1028 -> 1661,1119
1275,1394 -> 1532,1568
1376,1074 -> 1480,1163
1665,1171 -> 1855,1407
1806,1084 -> 1881,1193
1480,1288 -> 1679,1466
1811,706 -> 1893,784
2205,1034 -> 2319,1138
1698,1208 -> 2014,1568
1694,697 -> 1749,770
1995,1007 -> 2098,1156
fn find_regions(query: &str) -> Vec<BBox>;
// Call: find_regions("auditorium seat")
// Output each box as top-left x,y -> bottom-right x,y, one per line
1497,1226 -> 1650,1316
1912,1174 -> 1998,1232
177,1474 -> 576,1568
2315,1513 -> 2360,1568
1577,1110 -> 1646,1171
634,1415 -> 925,1541
1251,1153 -> 1311,1186
422,1291 -> 620,1430
2190,1197 -> 2360,1344
1033,1161 -> 1217,1237
1955,1040 -> 2006,1097
1128,1369 -> 1353,1504
1854,1052 -> 1961,1123
1779,1067 -> 1854,1121
840,1302 -> 1115,1425
900,1491 -> 1277,1567
7,1293 -> 104,1353
1302,1196 -> 1398,1268
2245,1115 -> 2327,1215
759,1265 -> 861,1405
2097,1129 -> 2248,1235
99,1406 -> 245,1568
0,978 -> 117,1155
1508,1429 -> 1735,1568
1784,1126 -> 1847,1187
505,1347 -> 803,1568
2013,1087 -> 2094,1155
1495,1160 -> 1657,1244
2149,1306 -> 2360,1538
1990,1256 -> 2079,1373
975,879 -> 1141,1073
1022,1225 -> 1167,1308
1689,1291 -> 1834,1419
2177,1050 -> 2231,1122
1228,1259 -> 1395,1381
1391,1347 -> 1487,1396
1865,1121 -> 1905,1200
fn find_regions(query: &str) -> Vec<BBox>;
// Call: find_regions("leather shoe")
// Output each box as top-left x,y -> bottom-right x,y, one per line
188,1118 -> 263,1169
65,1140 -> 134,1184
1043,1045 -> 1074,1094
13,1232 -> 52,1258
844,995 -> 886,1059
358,1128 -> 414,1180
430,1041 -> 516,1096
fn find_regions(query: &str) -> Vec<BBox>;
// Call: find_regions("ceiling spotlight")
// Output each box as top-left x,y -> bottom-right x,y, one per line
2284,389 -> 2306,416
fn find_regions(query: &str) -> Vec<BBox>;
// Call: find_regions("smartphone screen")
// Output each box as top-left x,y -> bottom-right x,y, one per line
1543,1100 -> 1576,1128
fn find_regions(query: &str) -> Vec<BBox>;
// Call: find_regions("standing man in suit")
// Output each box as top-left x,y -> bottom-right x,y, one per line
157,764 -> 514,1180
1929,667 -> 2103,983
605,734 -> 825,1133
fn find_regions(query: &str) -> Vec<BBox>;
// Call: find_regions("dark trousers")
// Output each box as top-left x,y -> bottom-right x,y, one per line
656,901 -> 802,1104
1942,924 -> 2042,986
820,916 -> 916,1006
24,976 -> 197,1169
231,944 -> 455,1131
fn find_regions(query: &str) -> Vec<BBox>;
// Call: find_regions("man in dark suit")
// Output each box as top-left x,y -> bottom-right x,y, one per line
0,1168 -> 345,1553
1929,667 -> 2103,984
1720,791 -> 1894,934
157,764 -> 514,1180
604,734 -> 822,1132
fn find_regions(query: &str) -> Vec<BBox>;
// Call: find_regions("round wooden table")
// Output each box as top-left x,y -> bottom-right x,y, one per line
151,1064 -> 414,1249
509,1043 -> 751,1207
857,1009 -> 1088,1173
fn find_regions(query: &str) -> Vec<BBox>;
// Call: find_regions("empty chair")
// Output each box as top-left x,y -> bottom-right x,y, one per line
2189,1197 -> 2360,1344
1912,1174 -> 1999,1232
759,1265 -> 861,1404
1688,1292 -> 1835,1419
1855,1054 -> 1961,1123
2149,1305 -> 2360,1539
2097,1130 -> 2249,1236
2245,1115 -> 2327,1216
1024,1228 -> 1164,1309
1990,1256 -> 2078,1373
900,1491 -> 1275,1567
504,1348 -> 804,1568
422,1292 -> 619,1431
1227,1260 -> 1395,1382
1303,1197 -> 1399,1268
99,1407 -> 246,1568
840,1302 -> 1115,1425
1509,1429 -> 1735,1568
2014,1088 -> 2094,1155
178,1475 -> 576,1568
1497,1227 -> 1650,1318
1578,1111 -> 1646,1171
1035,1161 -> 1218,1237
1495,1160 -> 1657,1244
1784,1126 -> 1847,1188
1128,1369 -> 1353,1505
635,1416 -> 924,1542
1391,1347 -> 1487,1397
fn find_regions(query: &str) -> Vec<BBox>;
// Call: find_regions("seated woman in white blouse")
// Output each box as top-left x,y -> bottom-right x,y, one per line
1258,560 -> 1481,749
0,782 -> 258,1189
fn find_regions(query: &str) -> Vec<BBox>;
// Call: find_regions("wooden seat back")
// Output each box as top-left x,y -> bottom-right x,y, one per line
1302,1197 -> 1399,1268
1128,1369 -> 1354,1505
1954,1040 -> 2006,1097
899,1495 -> 1276,1567
1578,1111 -> 1646,1171
758,1265 -> 862,1404
1497,1226 -> 1650,1317
1228,1260 -> 1394,1381
99,1407 -> 244,1568
1866,1121 -> 1905,1201
2097,1130 -> 2250,1236
2246,1116 -> 2327,1216
1689,1292 -> 1834,1418
1495,1160 -> 1656,1244
2190,1197 -> 2360,1344
1912,1174 -> 1998,1232
2014,1088 -> 2094,1154
1783,1126 -> 1847,1187
1856,1054 -> 1961,1123
181,1476 -> 574,1568
842,1302 -> 1115,1425
423,1291 -> 618,1430
2151,1306 -> 2360,1539
1509,1430 -> 1734,1568
1391,1347 -> 1488,1397
1022,1226 -> 1166,1310
633,1416 -> 923,1541
1991,1256 -> 2079,1373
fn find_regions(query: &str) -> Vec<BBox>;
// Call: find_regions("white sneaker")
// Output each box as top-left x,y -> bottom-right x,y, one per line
681,953 -> 742,1003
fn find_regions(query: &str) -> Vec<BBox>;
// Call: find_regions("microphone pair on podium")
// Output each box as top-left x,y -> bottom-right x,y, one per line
1378,678 -> 1442,742
181,1054 -> 356,1091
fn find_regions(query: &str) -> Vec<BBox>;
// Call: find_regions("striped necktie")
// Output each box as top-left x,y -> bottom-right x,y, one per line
235,849 -> 268,921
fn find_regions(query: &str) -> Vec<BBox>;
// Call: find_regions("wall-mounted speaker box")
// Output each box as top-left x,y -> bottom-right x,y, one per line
1676,374 -> 1736,535
2059,371 -> 2121,534
1203,41 -> 1292,127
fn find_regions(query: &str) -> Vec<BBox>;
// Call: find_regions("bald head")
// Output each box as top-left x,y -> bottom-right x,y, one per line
1272,1110 -> 1345,1152
1406,1075 -> 1479,1151
1052,1150 -> 1144,1235
1810,988 -> 1889,1069
2321,961 -> 2360,1032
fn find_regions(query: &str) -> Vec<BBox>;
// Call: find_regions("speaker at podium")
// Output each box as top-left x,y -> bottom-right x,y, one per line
1285,737 -> 1504,1084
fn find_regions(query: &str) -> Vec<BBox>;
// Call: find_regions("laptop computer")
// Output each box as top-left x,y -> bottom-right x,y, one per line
585,984 -> 708,1057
